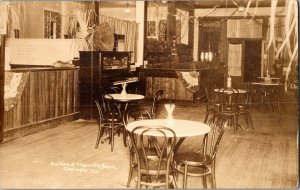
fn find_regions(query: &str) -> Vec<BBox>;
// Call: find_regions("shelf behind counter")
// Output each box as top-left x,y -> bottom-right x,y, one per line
139,64 -> 226,101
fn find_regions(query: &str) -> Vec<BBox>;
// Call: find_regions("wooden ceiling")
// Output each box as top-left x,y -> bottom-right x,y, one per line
176,0 -> 286,10
99,0 -> 287,9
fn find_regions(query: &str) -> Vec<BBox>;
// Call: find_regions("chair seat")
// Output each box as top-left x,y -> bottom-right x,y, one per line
140,159 -> 169,175
137,147 -> 159,158
175,151 -> 213,166
236,104 -> 250,113
102,122 -> 123,128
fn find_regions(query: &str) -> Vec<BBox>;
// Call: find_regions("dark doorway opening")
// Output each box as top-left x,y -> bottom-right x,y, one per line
244,40 -> 262,82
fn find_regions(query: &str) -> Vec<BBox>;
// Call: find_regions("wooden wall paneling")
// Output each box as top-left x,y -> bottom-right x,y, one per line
54,71 -> 59,117
49,71 -> 55,118
149,77 -> 154,98
32,72 -> 39,123
164,77 -> 169,99
36,72 -> 40,121
5,107 -> 11,130
62,70 -> 67,116
36,72 -> 41,121
3,69 -> 79,133
146,77 -> 154,97
171,78 -> 176,100
0,35 -> 4,141
174,78 -> 182,100
60,70 -> 65,116
145,77 -> 150,98
20,80 -> 26,126
58,71 -> 63,117
41,71 -> 46,121
74,70 -> 79,112
16,98 -> 21,127
44,71 -> 49,119
28,73 -> 34,124
68,70 -> 73,114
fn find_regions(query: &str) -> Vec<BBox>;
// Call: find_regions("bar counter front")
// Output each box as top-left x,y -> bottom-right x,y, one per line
140,62 -> 225,101
4,67 -> 79,138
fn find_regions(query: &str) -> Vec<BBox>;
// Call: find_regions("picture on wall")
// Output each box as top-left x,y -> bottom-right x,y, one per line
158,20 -> 167,41
147,21 -> 156,36
176,20 -> 181,43
44,10 -> 62,39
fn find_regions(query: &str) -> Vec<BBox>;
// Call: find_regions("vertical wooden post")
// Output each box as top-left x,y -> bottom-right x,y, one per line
0,35 -> 5,142
167,2 -> 176,43
94,1 -> 99,25
188,10 -> 194,47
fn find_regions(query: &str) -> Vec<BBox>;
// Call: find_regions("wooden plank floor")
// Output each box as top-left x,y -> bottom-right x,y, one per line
0,99 -> 298,189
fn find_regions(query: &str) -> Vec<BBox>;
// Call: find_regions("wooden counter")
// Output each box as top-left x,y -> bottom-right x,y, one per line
4,67 -> 79,138
140,66 -> 225,101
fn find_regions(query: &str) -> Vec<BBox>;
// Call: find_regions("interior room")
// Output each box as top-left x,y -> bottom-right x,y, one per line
0,0 -> 298,189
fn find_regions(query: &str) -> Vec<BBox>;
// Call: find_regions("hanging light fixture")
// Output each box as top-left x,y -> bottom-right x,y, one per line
200,20 -> 205,62
124,2 -> 130,13
208,42 -> 213,61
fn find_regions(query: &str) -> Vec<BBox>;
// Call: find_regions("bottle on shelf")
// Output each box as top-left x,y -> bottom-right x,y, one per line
227,75 -> 232,88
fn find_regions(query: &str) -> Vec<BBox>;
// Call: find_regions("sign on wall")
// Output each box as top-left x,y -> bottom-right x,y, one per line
44,10 -> 62,39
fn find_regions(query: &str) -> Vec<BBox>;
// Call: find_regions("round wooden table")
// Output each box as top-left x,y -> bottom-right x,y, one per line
214,88 -> 247,94
127,118 -> 211,153
251,82 -> 282,112
126,119 -> 211,138
251,82 -> 281,86
107,93 -> 145,102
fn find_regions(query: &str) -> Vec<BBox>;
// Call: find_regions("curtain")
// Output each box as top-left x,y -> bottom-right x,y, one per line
228,43 -> 242,76
99,15 -> 138,63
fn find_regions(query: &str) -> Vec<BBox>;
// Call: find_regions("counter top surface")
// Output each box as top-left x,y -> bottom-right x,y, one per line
6,66 -> 79,72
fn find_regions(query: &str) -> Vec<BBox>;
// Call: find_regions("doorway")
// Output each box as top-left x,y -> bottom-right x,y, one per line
244,40 -> 262,82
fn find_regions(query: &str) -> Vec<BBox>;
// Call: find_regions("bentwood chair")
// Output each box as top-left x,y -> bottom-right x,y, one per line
150,90 -> 164,118
123,108 -> 152,187
128,126 -> 177,188
94,94 -> 125,152
236,83 -> 255,129
218,88 -> 238,132
204,86 -> 221,124
174,117 -> 226,189
136,90 -> 163,119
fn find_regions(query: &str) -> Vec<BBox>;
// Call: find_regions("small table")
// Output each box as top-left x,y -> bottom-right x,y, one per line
107,93 -> 145,102
252,82 -> 281,86
251,82 -> 282,112
105,93 -> 145,116
214,88 -> 247,94
126,119 -> 211,153
113,77 -> 139,95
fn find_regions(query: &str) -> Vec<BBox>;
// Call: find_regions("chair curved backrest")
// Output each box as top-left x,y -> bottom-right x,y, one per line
123,108 -> 152,127
207,118 -> 226,162
95,99 -> 104,124
205,86 -> 220,104
151,90 -> 164,119
102,94 -> 122,118
220,88 -> 237,111
129,126 -> 176,188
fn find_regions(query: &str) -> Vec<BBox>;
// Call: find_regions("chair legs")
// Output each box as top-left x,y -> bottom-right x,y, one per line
110,128 -> 114,152
123,128 -> 127,147
211,160 -> 216,188
126,154 -> 134,187
183,165 -> 188,189
95,125 -> 102,149
179,164 -> 216,189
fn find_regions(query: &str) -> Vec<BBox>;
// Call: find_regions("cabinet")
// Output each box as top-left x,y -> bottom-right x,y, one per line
79,51 -> 132,119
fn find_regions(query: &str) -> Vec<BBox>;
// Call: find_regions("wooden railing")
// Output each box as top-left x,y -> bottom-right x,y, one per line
4,68 -> 79,134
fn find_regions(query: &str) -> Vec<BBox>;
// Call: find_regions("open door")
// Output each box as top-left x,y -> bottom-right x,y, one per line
244,40 -> 262,82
